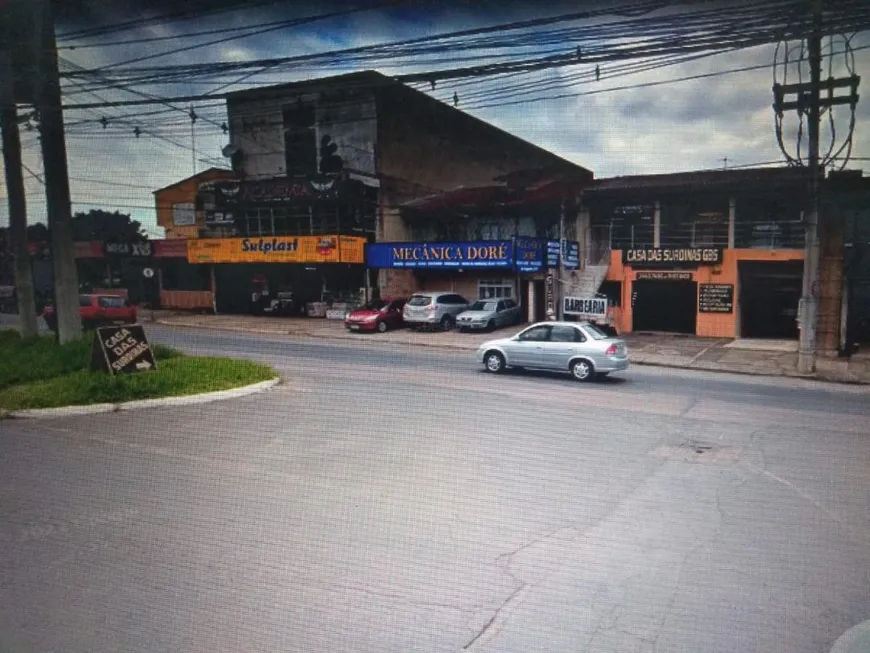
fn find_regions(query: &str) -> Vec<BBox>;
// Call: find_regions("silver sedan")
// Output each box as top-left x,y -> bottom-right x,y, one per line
457,298 -> 521,331
476,321 -> 629,381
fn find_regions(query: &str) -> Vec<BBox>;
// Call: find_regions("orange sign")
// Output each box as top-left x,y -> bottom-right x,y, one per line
187,235 -> 366,264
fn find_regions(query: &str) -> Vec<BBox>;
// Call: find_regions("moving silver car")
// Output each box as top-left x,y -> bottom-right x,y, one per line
476,321 -> 629,381
457,298 -> 521,331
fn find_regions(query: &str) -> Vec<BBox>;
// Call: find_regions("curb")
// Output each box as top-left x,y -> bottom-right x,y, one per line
153,320 -> 870,386
829,621 -> 870,653
2,377 -> 280,420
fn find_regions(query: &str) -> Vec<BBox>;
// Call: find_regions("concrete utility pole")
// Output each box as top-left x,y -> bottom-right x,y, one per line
557,198 -> 566,320
34,0 -> 80,342
0,52 -> 39,338
797,1 -> 823,373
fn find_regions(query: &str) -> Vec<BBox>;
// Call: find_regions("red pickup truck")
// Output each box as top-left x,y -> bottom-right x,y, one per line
42,294 -> 137,331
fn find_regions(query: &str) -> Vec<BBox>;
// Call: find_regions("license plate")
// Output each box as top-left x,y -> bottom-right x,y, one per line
350,324 -> 360,331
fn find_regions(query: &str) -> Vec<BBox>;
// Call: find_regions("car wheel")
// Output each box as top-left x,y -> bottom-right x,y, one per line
571,359 -> 595,382
484,351 -> 505,374
487,319 -> 496,331
440,315 -> 455,331
376,321 -> 388,333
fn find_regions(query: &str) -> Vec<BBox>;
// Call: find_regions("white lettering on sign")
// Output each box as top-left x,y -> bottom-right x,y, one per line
563,297 -> 608,317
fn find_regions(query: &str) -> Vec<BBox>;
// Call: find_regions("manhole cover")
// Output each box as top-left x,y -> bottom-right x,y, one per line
650,442 -> 742,465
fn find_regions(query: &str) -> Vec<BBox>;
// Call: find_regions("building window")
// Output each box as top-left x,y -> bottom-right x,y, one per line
283,102 -> 317,177
478,279 -> 514,300
479,222 -> 501,240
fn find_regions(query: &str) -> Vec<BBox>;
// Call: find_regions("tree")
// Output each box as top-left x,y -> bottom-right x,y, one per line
71,210 -> 146,243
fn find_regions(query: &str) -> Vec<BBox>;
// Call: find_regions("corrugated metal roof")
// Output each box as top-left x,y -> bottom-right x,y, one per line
587,167 -> 808,194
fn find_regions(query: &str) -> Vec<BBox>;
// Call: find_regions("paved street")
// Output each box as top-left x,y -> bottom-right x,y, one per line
2,323 -> 870,652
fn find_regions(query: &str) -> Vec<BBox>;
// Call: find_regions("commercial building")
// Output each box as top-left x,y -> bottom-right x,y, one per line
187,70 -> 591,314
581,168 -> 809,339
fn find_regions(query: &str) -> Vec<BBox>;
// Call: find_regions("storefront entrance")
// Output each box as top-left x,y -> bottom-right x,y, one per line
632,279 -> 698,334
520,279 -> 546,323
739,260 -> 803,339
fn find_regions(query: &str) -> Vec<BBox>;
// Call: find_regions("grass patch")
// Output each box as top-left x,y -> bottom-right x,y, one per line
0,329 -> 276,413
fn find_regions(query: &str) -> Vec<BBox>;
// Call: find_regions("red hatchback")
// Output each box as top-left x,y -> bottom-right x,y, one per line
42,294 -> 137,332
344,297 -> 407,333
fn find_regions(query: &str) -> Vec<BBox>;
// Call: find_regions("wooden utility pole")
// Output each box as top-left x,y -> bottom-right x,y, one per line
0,51 -> 39,338
34,0 -> 80,342
797,1 -> 823,373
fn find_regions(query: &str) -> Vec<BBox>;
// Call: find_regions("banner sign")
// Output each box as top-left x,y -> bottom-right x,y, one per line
210,176 -> 357,206
91,325 -> 157,376
563,241 -> 580,270
515,237 -> 545,273
546,240 -> 560,267
104,241 -> 153,257
563,296 -> 608,318
636,271 -> 693,281
545,274 -> 555,315
622,247 -> 723,266
188,235 -> 365,264
698,283 -> 734,313
364,241 -> 514,269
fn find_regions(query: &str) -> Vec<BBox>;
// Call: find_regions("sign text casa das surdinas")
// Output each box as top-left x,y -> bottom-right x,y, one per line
623,247 -> 724,266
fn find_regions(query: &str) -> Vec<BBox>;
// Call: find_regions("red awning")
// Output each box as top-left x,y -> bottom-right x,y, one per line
401,186 -> 510,212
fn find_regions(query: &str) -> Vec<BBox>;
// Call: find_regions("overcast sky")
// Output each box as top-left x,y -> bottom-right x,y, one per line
2,0 -> 869,236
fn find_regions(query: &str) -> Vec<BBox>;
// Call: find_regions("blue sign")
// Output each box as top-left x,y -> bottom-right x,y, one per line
515,237 -> 545,273
564,241 -> 580,270
365,241 -> 514,269
547,240 -> 561,267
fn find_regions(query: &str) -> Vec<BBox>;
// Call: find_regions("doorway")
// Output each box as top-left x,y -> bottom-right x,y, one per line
632,279 -> 698,334
739,260 -> 803,339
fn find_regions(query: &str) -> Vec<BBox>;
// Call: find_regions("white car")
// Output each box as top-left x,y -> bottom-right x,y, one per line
476,321 -> 629,381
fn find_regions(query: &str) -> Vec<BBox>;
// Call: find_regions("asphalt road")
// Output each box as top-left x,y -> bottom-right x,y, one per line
2,322 -> 870,652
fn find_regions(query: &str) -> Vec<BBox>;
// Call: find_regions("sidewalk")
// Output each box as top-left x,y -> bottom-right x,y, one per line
147,311 -> 870,385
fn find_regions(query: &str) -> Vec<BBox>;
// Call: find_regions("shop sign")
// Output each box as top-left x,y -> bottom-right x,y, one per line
104,241 -> 153,257
563,296 -> 608,318
515,237 -> 545,273
206,211 -> 235,226
636,271 -> 693,281
365,241 -> 514,269
546,240 -> 560,267
698,283 -> 734,313
187,235 -> 365,264
91,325 -> 157,376
212,176 -> 347,206
563,241 -> 580,270
622,247 -> 723,266
545,274 -> 555,315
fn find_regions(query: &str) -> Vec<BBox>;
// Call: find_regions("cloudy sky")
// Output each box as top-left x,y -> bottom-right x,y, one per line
2,0 -> 869,236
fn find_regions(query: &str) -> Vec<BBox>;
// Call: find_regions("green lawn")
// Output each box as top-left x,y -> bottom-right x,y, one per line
0,329 -> 277,413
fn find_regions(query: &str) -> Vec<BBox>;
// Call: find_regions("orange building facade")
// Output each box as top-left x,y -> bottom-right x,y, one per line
585,168 -> 811,341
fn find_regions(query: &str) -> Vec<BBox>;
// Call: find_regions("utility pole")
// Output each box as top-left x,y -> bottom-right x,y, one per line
34,0 -> 80,342
557,198 -> 566,320
0,51 -> 39,338
797,1 -> 823,374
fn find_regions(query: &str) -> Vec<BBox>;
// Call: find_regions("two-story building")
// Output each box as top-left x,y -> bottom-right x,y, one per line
581,168 -> 810,340
192,70 -> 592,314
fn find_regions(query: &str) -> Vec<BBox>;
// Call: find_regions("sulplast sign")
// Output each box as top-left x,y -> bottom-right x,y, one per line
187,236 -> 365,264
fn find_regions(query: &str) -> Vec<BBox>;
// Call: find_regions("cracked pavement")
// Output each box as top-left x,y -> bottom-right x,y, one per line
2,324 -> 870,652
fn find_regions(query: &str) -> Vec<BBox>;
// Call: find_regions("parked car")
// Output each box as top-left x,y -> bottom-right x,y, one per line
476,321 -> 629,381
42,294 -> 137,332
344,297 -> 407,333
402,292 -> 469,331
457,298 -> 521,332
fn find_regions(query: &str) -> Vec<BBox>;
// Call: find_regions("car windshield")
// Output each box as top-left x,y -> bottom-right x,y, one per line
469,301 -> 498,311
407,296 -> 431,306
583,323 -> 610,340
365,300 -> 387,310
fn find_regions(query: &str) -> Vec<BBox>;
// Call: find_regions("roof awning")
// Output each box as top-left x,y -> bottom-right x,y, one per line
401,178 -> 576,216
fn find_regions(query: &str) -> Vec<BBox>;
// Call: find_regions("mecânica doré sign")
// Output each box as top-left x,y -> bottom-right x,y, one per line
187,235 -> 365,264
